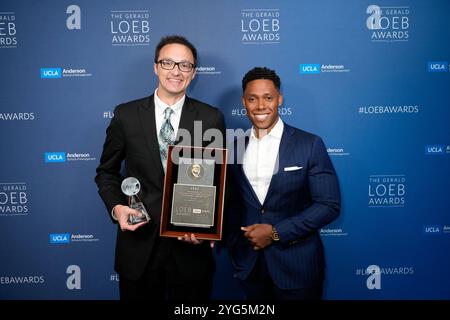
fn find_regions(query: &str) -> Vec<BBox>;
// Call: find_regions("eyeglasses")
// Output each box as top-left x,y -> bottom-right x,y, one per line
157,59 -> 195,72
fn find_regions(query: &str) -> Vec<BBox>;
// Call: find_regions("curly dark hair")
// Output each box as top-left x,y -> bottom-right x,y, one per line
242,67 -> 281,92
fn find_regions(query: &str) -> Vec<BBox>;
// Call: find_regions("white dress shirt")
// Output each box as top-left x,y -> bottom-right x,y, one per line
154,88 -> 184,143
243,118 -> 284,205
154,88 -> 184,173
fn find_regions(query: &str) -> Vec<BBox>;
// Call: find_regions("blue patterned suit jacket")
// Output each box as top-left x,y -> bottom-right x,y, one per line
227,123 -> 341,289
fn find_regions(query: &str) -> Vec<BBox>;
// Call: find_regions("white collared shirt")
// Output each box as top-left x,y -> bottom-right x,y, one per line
154,88 -> 184,143
243,118 -> 284,205
154,89 -> 184,174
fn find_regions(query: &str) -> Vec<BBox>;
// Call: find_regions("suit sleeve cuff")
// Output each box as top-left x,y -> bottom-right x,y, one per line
273,221 -> 297,246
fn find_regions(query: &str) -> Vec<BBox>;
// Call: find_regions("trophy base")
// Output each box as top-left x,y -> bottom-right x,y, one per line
128,202 -> 151,225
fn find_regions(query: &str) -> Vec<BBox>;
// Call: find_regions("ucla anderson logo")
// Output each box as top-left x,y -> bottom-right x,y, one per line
45,152 -> 66,163
300,64 -> 321,74
40,68 -> 62,79
427,62 -> 448,72
300,64 -> 350,75
40,67 -> 92,78
425,145 -> 445,155
423,225 -> 441,235
50,233 -> 71,244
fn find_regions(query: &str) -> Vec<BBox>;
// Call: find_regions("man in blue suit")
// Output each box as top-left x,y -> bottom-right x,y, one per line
227,67 -> 341,300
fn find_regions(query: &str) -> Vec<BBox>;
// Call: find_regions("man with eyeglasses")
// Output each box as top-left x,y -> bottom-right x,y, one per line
95,35 -> 225,300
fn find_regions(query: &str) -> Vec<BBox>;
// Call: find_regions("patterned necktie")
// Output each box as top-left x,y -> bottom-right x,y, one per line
159,107 -> 175,163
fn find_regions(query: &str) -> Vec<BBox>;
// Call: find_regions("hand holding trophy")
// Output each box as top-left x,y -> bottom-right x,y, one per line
121,177 -> 151,225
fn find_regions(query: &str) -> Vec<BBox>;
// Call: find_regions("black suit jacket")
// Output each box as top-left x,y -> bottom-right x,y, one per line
95,94 -> 225,281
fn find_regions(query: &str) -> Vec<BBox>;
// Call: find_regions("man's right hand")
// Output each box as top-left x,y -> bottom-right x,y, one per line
114,204 -> 149,231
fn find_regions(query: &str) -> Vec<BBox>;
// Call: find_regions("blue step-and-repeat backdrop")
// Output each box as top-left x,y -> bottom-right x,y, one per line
1,0 -> 449,300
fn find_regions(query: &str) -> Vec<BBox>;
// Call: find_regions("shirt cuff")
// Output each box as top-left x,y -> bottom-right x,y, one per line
111,205 -> 119,221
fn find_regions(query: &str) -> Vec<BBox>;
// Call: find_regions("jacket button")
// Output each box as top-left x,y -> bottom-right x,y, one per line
261,208 -> 265,214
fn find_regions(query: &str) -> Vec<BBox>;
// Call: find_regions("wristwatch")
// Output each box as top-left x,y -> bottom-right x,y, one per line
271,226 -> 280,241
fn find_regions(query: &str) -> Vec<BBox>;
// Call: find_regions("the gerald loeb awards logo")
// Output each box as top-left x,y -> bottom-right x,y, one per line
0,11 -> 17,48
368,175 -> 406,207
110,10 -> 150,46
366,5 -> 410,42
241,8 -> 280,44
0,182 -> 29,216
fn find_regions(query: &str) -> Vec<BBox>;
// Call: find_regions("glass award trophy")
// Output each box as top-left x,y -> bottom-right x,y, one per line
121,177 -> 151,225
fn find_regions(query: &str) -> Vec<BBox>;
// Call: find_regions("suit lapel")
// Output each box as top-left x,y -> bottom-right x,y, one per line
236,135 -> 262,206
176,97 -> 197,145
138,95 -> 164,175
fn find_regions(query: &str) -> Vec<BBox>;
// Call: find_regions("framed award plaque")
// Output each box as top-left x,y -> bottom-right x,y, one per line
160,145 -> 227,240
